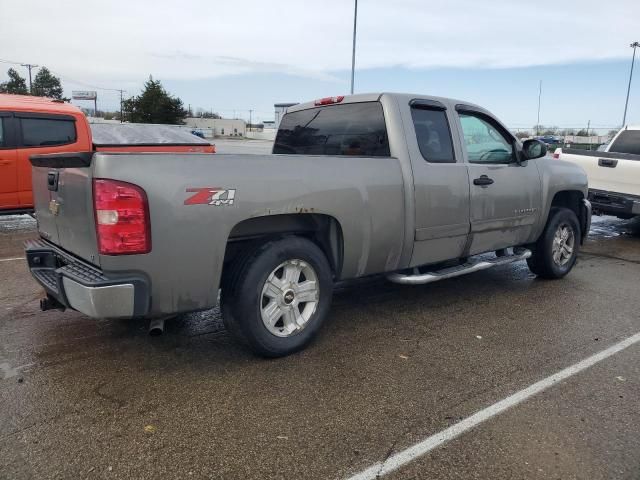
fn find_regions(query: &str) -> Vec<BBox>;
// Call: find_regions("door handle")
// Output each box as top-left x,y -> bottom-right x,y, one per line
0,160 -> 11,166
473,175 -> 494,186
598,158 -> 618,168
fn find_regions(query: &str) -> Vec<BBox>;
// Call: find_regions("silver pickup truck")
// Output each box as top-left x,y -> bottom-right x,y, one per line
25,93 -> 591,357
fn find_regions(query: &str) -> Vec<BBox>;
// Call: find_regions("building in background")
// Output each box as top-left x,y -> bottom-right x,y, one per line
184,117 -> 246,137
274,103 -> 297,128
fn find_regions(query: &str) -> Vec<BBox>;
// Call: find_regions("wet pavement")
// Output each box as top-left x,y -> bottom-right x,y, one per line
1,214 -> 639,479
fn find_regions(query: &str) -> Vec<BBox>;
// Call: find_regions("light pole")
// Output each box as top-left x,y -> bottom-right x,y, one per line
536,80 -> 542,136
622,41 -> 639,126
350,0 -> 358,95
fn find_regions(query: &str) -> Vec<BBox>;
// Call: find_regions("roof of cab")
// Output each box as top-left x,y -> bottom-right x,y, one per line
0,94 -> 83,115
285,92 -> 484,114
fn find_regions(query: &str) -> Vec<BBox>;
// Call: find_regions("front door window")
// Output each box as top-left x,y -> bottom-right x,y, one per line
459,113 -> 514,164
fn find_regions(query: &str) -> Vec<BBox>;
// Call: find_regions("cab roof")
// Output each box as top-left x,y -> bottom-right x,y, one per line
286,92 -> 484,114
0,94 -> 83,115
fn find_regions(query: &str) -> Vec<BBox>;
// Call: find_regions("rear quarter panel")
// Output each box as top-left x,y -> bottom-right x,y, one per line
92,152 -> 405,316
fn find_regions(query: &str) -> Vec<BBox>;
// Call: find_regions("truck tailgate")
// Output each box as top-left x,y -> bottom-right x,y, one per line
30,153 -> 100,266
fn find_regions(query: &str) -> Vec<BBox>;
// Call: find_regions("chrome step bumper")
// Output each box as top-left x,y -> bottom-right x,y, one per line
387,248 -> 532,285
25,238 -> 150,319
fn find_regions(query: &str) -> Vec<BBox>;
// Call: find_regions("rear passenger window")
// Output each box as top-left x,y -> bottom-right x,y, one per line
21,118 -> 77,147
0,119 -> 4,146
411,107 -> 455,163
274,102 -> 390,156
609,130 -> 640,156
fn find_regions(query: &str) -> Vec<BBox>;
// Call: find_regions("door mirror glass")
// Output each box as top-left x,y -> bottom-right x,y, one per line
522,139 -> 547,159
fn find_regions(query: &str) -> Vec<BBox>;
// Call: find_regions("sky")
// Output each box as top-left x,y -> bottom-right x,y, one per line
1,0 -> 639,130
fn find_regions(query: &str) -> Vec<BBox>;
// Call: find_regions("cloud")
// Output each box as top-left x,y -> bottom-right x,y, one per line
148,52 -> 342,82
1,0 -> 638,88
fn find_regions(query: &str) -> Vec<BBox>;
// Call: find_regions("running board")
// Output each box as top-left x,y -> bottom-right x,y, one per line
387,248 -> 532,285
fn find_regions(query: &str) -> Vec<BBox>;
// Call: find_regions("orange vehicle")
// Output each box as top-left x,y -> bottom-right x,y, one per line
0,94 -> 215,214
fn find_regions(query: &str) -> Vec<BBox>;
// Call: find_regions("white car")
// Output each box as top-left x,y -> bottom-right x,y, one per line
554,126 -> 640,218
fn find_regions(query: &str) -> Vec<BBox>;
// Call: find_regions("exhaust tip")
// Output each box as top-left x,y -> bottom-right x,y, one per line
148,318 -> 166,336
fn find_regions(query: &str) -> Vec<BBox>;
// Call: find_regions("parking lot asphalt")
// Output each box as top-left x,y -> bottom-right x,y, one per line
1,214 -> 639,480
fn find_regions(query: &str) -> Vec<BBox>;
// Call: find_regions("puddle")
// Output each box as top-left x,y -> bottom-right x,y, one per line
589,216 -> 640,239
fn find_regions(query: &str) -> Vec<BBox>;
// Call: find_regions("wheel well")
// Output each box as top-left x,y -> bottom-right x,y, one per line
222,214 -> 344,280
551,190 -> 582,212
550,190 -> 588,238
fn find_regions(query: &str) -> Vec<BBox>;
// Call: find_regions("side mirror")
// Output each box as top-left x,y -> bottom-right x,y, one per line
522,139 -> 547,160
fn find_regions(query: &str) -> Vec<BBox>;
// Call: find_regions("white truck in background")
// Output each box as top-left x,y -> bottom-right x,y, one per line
554,126 -> 640,218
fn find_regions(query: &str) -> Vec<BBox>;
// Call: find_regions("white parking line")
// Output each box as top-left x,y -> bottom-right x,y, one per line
0,257 -> 24,263
346,332 -> 640,480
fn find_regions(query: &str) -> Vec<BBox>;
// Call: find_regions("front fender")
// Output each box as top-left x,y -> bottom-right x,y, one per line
533,158 -> 589,238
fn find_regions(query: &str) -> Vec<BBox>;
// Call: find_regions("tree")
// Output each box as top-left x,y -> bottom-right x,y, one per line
195,108 -> 220,119
32,67 -> 64,99
532,125 -> 545,135
123,76 -> 186,124
0,68 -> 29,95
576,129 -> 589,136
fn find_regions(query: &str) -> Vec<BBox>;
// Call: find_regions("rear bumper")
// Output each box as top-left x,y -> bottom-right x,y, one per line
25,238 -> 150,319
588,189 -> 640,217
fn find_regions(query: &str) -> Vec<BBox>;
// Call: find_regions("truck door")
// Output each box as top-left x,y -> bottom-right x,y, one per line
455,107 -> 542,254
0,113 -> 19,209
405,100 -> 471,266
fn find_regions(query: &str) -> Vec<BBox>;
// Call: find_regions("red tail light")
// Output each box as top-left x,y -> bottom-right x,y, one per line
314,96 -> 345,106
93,179 -> 151,255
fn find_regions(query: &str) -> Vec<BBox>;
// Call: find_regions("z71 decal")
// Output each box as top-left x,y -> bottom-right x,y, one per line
184,188 -> 236,206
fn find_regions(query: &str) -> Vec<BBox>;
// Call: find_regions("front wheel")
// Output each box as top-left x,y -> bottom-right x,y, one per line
221,237 -> 333,357
527,207 -> 581,279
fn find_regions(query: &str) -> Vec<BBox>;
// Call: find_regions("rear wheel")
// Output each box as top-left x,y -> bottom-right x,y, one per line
221,237 -> 333,357
527,207 -> 580,279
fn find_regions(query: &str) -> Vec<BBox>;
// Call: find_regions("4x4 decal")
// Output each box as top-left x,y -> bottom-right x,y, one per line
184,188 -> 236,206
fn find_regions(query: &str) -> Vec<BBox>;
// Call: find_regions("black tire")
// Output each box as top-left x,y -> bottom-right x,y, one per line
527,207 -> 581,279
220,237 -> 333,357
